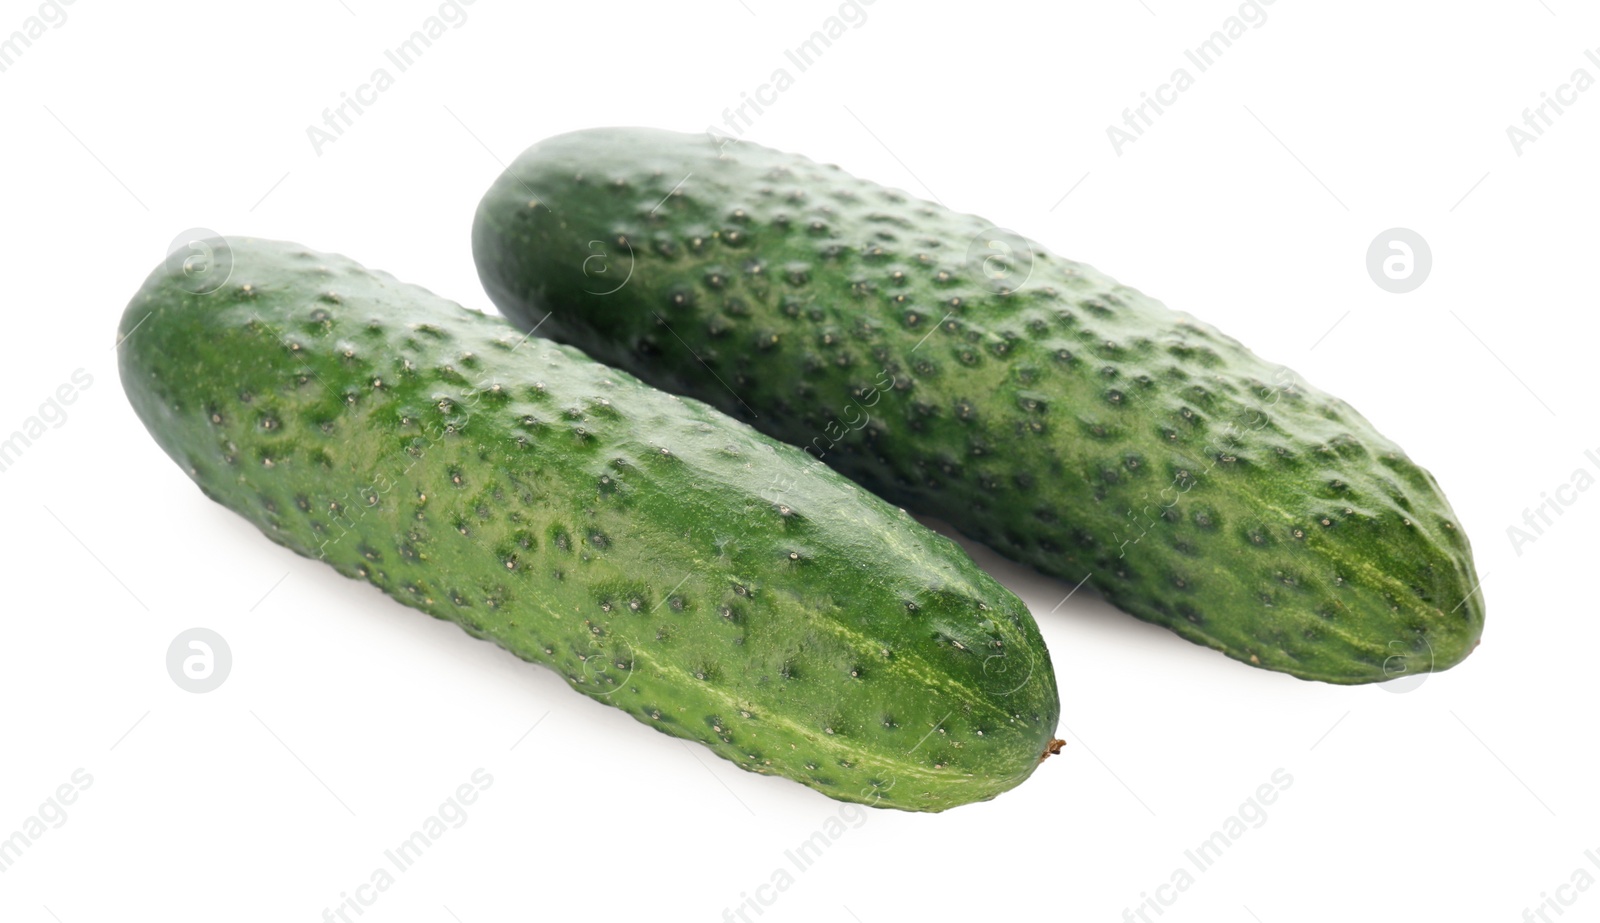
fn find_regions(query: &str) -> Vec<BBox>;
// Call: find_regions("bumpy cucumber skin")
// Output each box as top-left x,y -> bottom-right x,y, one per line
472,128 -> 1486,684
118,238 -> 1060,812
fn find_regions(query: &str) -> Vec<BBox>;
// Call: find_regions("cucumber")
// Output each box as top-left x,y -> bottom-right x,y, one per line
118,237 -> 1062,812
472,128 -> 1486,684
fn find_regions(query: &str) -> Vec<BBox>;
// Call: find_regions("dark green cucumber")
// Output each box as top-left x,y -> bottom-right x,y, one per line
118,237 -> 1061,812
472,127 -> 1486,684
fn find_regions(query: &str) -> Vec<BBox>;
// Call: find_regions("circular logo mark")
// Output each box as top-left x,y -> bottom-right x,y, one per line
980,644 -> 1037,697
578,641 -> 636,698
166,628 -> 232,693
582,238 -> 634,295
165,228 -> 233,295
1366,228 -> 1431,294
1377,636 -> 1434,694
964,227 -> 1035,294
858,775 -> 896,807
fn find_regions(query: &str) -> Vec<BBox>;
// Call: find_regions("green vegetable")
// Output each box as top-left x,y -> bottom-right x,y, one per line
472,127 -> 1485,684
118,237 -> 1061,812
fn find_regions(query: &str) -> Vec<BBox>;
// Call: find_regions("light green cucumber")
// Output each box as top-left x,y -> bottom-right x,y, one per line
118,237 -> 1062,812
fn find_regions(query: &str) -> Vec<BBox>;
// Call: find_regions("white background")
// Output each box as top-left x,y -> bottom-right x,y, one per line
1,1 -> 1593,920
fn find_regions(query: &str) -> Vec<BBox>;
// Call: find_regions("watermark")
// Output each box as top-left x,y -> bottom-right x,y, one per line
166,628 -> 233,693
756,370 -> 895,512
1366,227 -> 1431,294
165,228 -> 233,295
752,372 -> 897,514
321,768 -> 493,921
306,0 -> 480,156
977,633 -> 1045,700
0,368 -> 94,475
576,634 -> 636,697
1507,447 -> 1600,556
0,0 -> 77,76
0,768 -> 93,875
802,370 -> 894,461
1506,46 -> 1600,156
1522,849 -> 1600,922
1121,768 -> 1293,921
720,800 -> 871,921
706,0 -> 878,149
1106,0 -> 1281,155
964,227 -> 1036,294
1376,635 -> 1433,694
581,237 -> 633,295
